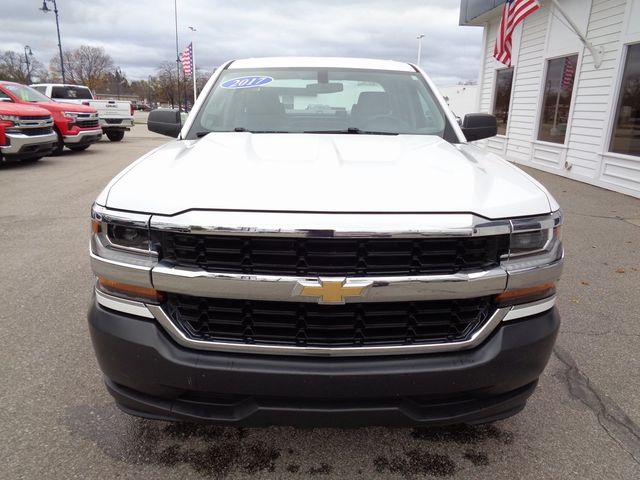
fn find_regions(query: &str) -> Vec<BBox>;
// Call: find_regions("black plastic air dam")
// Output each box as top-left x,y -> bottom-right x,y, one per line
88,300 -> 559,427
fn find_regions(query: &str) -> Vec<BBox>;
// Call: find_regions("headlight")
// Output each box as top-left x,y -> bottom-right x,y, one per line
63,111 -> 79,124
0,114 -> 20,124
90,204 -> 161,304
503,211 -> 563,269
91,204 -> 152,253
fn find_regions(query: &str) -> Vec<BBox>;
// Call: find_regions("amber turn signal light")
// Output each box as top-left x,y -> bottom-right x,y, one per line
91,219 -> 101,234
495,282 -> 556,307
98,277 -> 164,303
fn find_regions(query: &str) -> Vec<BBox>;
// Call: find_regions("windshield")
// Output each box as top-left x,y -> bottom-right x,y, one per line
3,84 -> 52,103
189,68 -> 450,138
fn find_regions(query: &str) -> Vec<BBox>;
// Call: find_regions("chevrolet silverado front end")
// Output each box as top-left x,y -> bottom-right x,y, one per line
88,57 -> 563,426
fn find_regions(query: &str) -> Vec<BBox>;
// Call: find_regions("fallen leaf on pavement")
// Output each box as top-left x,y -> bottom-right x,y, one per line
615,267 -> 626,273
581,280 -> 590,285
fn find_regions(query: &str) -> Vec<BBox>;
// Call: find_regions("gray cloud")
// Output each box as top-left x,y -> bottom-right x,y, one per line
0,0 -> 482,85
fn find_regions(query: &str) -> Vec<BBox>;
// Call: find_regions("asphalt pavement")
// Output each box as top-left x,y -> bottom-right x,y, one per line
1,125 -> 639,479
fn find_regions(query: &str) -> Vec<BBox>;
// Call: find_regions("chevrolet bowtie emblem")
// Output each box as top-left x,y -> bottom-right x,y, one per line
294,278 -> 372,304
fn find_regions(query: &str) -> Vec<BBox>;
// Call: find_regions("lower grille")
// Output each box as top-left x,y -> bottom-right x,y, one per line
103,118 -> 123,124
77,119 -> 100,128
165,294 -> 495,348
18,127 -> 53,136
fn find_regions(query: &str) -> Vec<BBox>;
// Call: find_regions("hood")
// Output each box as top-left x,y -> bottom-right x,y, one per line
0,102 -> 52,117
103,133 -> 552,219
33,101 -> 96,114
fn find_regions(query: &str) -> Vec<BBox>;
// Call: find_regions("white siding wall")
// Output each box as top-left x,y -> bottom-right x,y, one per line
475,0 -> 640,198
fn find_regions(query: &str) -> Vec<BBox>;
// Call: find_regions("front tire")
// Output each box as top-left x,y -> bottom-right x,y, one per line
68,145 -> 89,152
52,130 -> 65,156
106,130 -> 125,142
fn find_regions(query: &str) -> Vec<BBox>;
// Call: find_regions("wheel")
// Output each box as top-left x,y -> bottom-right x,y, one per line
51,130 -> 65,156
106,130 -> 125,142
68,145 -> 89,152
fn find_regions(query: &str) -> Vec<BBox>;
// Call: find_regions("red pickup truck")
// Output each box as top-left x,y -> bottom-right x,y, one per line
0,99 -> 58,163
0,81 -> 102,154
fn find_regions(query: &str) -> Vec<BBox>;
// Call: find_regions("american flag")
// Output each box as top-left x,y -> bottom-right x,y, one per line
181,43 -> 193,76
562,56 -> 576,89
494,0 -> 540,67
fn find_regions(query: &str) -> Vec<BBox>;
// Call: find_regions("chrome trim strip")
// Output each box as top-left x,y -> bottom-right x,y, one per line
503,296 -> 556,321
95,289 -> 154,318
92,204 -> 150,228
147,304 -> 509,357
151,262 -> 508,302
149,211 -> 512,238
505,258 -> 564,290
90,249 -> 154,287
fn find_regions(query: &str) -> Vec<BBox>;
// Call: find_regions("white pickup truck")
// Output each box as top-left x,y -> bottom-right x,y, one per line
88,57 -> 563,427
31,83 -> 134,142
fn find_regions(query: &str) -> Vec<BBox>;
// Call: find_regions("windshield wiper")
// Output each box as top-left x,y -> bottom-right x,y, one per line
303,127 -> 398,135
196,128 -> 293,137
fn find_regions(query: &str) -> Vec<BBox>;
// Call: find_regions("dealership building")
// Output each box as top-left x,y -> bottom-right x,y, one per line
459,0 -> 640,198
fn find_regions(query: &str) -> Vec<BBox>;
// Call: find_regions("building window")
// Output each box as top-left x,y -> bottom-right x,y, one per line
611,44 -> 640,157
493,68 -> 514,135
538,55 -> 578,144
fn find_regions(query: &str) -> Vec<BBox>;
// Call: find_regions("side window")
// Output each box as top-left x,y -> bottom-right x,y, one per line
610,43 -> 640,157
51,86 -> 67,99
32,86 -> 47,95
537,55 -> 578,144
493,68 -> 514,135
0,90 -> 12,101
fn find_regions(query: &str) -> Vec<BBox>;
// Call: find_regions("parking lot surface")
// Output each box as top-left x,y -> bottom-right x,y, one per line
1,125 -> 639,479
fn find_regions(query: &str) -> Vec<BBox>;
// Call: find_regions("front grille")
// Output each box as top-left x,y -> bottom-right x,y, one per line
77,119 -> 100,128
19,126 -> 53,136
158,233 -> 509,277
103,118 -> 122,124
165,294 -> 495,348
17,115 -> 51,121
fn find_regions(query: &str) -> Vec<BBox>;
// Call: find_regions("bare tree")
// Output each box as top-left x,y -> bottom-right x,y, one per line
0,50 -> 46,83
155,62 -> 180,108
49,45 -> 114,90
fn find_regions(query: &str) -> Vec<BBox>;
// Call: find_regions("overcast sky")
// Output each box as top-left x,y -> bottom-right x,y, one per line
0,0 -> 482,86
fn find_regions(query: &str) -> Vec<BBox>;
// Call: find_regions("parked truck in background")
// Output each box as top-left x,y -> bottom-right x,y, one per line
31,83 -> 133,142
0,97 -> 57,163
0,82 -> 102,155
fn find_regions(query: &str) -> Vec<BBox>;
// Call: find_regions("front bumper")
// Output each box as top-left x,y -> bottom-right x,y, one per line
100,117 -> 133,130
63,128 -> 103,145
88,300 -> 560,426
1,131 -> 57,158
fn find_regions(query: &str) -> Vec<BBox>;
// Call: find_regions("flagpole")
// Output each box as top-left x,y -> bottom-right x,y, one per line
192,43 -> 197,103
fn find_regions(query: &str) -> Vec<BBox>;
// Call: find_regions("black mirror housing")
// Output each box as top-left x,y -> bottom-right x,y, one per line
461,113 -> 498,142
148,109 -> 182,138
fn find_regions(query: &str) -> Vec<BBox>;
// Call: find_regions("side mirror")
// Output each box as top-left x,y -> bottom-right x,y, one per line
148,109 -> 182,138
461,113 -> 497,142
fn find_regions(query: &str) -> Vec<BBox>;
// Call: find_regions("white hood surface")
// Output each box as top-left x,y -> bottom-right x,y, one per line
103,133 -> 552,219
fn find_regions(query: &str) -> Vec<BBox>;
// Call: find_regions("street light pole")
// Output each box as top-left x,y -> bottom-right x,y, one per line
40,0 -> 65,83
416,34 -> 425,68
24,46 -> 33,84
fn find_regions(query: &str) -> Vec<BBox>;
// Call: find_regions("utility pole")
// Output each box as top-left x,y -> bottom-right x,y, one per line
416,34 -> 425,68
40,0 -> 65,83
188,26 -> 197,104
174,0 -> 182,112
